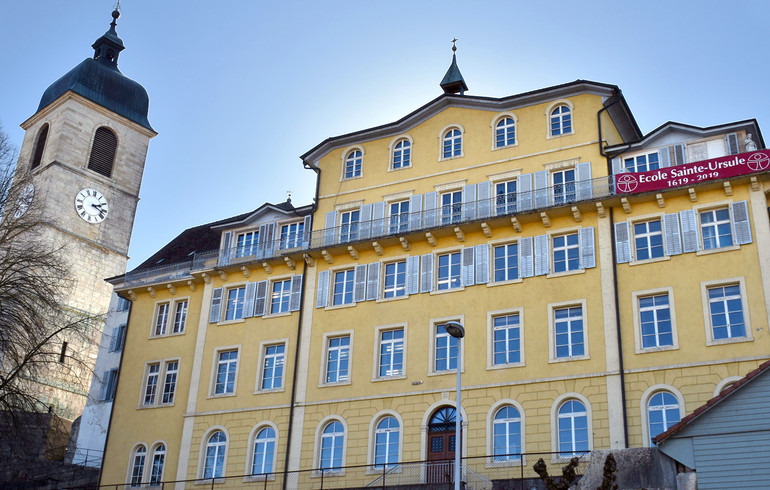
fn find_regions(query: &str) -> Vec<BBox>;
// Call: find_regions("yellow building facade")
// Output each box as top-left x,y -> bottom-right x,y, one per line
101,65 -> 770,487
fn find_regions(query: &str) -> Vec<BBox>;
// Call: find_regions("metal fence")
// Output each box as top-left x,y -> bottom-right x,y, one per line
96,451 -> 589,490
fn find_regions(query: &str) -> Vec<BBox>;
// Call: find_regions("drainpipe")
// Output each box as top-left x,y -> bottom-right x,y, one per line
283,162 -> 320,489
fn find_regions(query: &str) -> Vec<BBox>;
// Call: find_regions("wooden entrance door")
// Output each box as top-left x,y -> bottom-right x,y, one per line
427,407 -> 460,485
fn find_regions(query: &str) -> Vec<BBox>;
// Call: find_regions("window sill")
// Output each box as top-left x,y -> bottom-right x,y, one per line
548,355 -> 589,364
486,362 -> 525,370
546,268 -> 586,279
696,244 -> 740,256
388,165 -> 412,172
207,392 -> 237,399
706,336 -> 753,347
430,286 -> 465,296
254,387 -> 285,395
218,318 -> 245,326
629,255 -> 670,267
485,457 -> 525,469
312,470 -> 345,478
488,278 -> 523,288
341,174 -> 363,182
372,374 -> 406,382
428,369 -> 463,377
635,345 -> 678,355
148,331 -> 186,340
195,478 -> 224,485
376,294 -> 409,303
366,466 -> 402,475
439,153 -> 464,162
491,142 -> 518,151
243,475 -> 275,483
263,311 -> 292,319
325,302 -> 357,311
546,131 -> 575,140
319,380 -> 352,388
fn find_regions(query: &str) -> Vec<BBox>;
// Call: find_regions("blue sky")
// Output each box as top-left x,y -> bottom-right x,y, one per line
2,1 -> 768,269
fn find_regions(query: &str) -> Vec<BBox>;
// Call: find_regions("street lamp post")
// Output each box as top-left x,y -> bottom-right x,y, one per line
442,321 -> 465,490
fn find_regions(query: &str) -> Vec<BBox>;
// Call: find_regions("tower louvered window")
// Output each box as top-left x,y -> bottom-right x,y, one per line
30,124 -> 49,170
87,127 -> 117,177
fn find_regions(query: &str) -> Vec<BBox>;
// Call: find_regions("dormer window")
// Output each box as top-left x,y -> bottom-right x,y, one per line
236,231 -> 259,258
280,221 -> 305,249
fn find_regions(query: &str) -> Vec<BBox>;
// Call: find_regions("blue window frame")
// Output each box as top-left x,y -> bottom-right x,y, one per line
707,285 -> 746,339
624,152 -> 660,173
435,324 -> 459,371
203,431 -> 227,479
252,427 -> 276,475
700,208 -> 733,250
437,252 -> 461,290
554,306 -> 584,358
374,416 -> 400,467
550,105 -> 572,136
261,344 -> 285,390
225,287 -> 246,321
392,139 -> 411,169
441,190 -> 462,225
320,421 -> 345,471
494,243 -> 519,282
332,270 -> 355,305
648,392 -> 680,445
389,200 -> 409,234
552,168 -> 576,204
271,279 -> 291,314
340,210 -> 360,242
639,294 -> 673,348
344,150 -> 362,179
215,350 -> 238,395
378,329 -> 404,377
557,400 -> 588,456
495,180 -> 517,214
280,222 -> 304,249
493,406 -> 522,461
236,231 -> 258,257
634,220 -> 664,260
383,261 -> 406,298
495,117 -> 516,148
442,128 -> 462,158
493,314 -> 521,365
325,336 -> 350,383
553,233 -> 580,273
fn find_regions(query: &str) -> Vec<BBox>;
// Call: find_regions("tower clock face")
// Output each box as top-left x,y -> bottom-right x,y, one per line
75,188 -> 109,224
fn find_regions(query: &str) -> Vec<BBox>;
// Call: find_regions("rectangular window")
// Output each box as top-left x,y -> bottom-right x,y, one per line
493,314 -> 521,365
389,200 -> 410,234
441,190 -> 462,225
333,270 -> 355,305
161,361 -> 178,404
707,285 -> 746,340
639,294 -> 673,349
495,180 -> 517,215
383,261 -> 407,298
494,243 -> 519,282
552,168 -> 576,204
340,210 -> 360,242
633,220 -> 664,260
325,336 -> 350,383
154,303 -> 169,336
554,306 -> 584,359
215,350 -> 238,395
261,344 -> 285,390
700,208 -> 733,250
173,300 -> 188,333
236,231 -> 259,257
437,252 -> 462,290
143,363 -> 160,405
271,279 -> 292,314
435,324 -> 459,372
116,296 -> 130,311
624,152 -> 660,173
378,329 -> 404,377
552,233 -> 580,273
280,222 -> 304,249
110,324 -> 126,352
101,369 -> 118,401
225,287 -> 246,321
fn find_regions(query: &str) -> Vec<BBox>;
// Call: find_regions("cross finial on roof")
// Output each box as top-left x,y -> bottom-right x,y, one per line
451,38 -> 458,52
286,190 -> 292,203
114,0 -> 121,12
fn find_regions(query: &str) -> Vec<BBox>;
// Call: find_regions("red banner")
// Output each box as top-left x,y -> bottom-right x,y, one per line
614,149 -> 770,194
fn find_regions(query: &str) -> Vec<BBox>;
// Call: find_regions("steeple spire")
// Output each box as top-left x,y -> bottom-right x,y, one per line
440,38 -> 468,95
91,8 -> 125,69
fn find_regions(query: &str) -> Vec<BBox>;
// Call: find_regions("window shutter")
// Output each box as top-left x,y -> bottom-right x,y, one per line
534,170 -> 549,208
423,192 -> 437,228
474,244 -> 489,284
31,124 -> 48,170
408,195 -> 422,231
209,287 -> 223,323
614,221 -> 631,263
354,264 -> 367,303
518,173 -> 533,212
98,370 -> 110,401
407,256 -> 420,295
477,181 -> 491,218
302,215 -> 312,248
662,213 -> 682,256
254,280 -> 268,316
534,234 -> 549,276
220,231 -> 232,266
316,271 -> 330,308
324,211 -> 337,246
420,253 -> 434,293
243,281 -> 257,317
732,200 -> 752,244
461,247 -> 475,286
106,370 -> 118,401
87,127 -> 117,177
576,162 -> 593,200
108,327 -> 118,352
290,275 -> 303,311
611,156 -> 624,175
658,148 -> 671,168
580,226 -> 596,269
264,223 -> 276,257
116,325 -> 126,352
679,209 -> 700,253
366,263 -> 380,301
372,201 -> 386,236
520,236 -> 534,278
726,133 -> 740,155
462,184 -> 476,221
359,204 -> 373,239
673,144 -> 686,165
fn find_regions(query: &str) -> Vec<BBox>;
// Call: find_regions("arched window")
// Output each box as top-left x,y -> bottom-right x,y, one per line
374,416 -> 400,468
647,391 -> 681,445
252,427 -> 277,476
203,431 -> 227,479
344,149 -> 362,179
550,105 -> 572,136
149,443 -> 165,485
493,406 -> 522,461
129,445 -> 146,487
442,128 -> 462,159
320,421 -> 345,471
30,124 -> 49,170
495,117 -> 516,148
557,400 -> 588,456
392,139 -> 411,169
87,126 -> 117,177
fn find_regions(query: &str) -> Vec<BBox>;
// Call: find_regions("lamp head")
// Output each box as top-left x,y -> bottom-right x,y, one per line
442,321 -> 465,339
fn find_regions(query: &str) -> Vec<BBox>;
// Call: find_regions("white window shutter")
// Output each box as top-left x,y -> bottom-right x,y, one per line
474,244 -> 489,284
366,262 -> 380,301
302,215 -> 312,248
534,170 -> 549,208
658,148 -> 671,168
372,201 -> 386,236
209,287 -> 223,323
407,256 -> 420,295
257,223 -> 269,258
98,370 -> 110,401
462,184 -> 476,221
359,204 -> 373,239
423,192 -> 437,228
316,271 -> 330,308
611,156 -> 624,175
679,209 -> 700,253
520,236 -> 534,278
726,133 -> 740,155
461,247 -> 475,286
731,200 -> 752,244
254,280 -> 268,316
265,223 -> 276,257
580,226 -> 596,269
576,162 -> 593,200
518,173 -> 533,212
324,211 -> 337,246
534,234 -> 549,276
477,181 -> 491,219
614,221 -> 631,263
354,264 -> 367,303
243,281 -> 257,317
408,195 -> 422,231
420,253 -> 434,293
662,213 -> 682,256
220,231 -> 232,266
290,275 -> 303,311
673,144 -> 686,165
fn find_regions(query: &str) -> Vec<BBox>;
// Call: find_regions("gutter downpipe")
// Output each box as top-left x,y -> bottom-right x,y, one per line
282,162 -> 321,489
597,94 -> 630,448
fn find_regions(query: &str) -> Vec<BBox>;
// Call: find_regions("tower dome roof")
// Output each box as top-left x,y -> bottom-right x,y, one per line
37,10 -> 153,131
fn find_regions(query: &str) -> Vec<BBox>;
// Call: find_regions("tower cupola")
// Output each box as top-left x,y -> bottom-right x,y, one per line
440,38 -> 468,95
